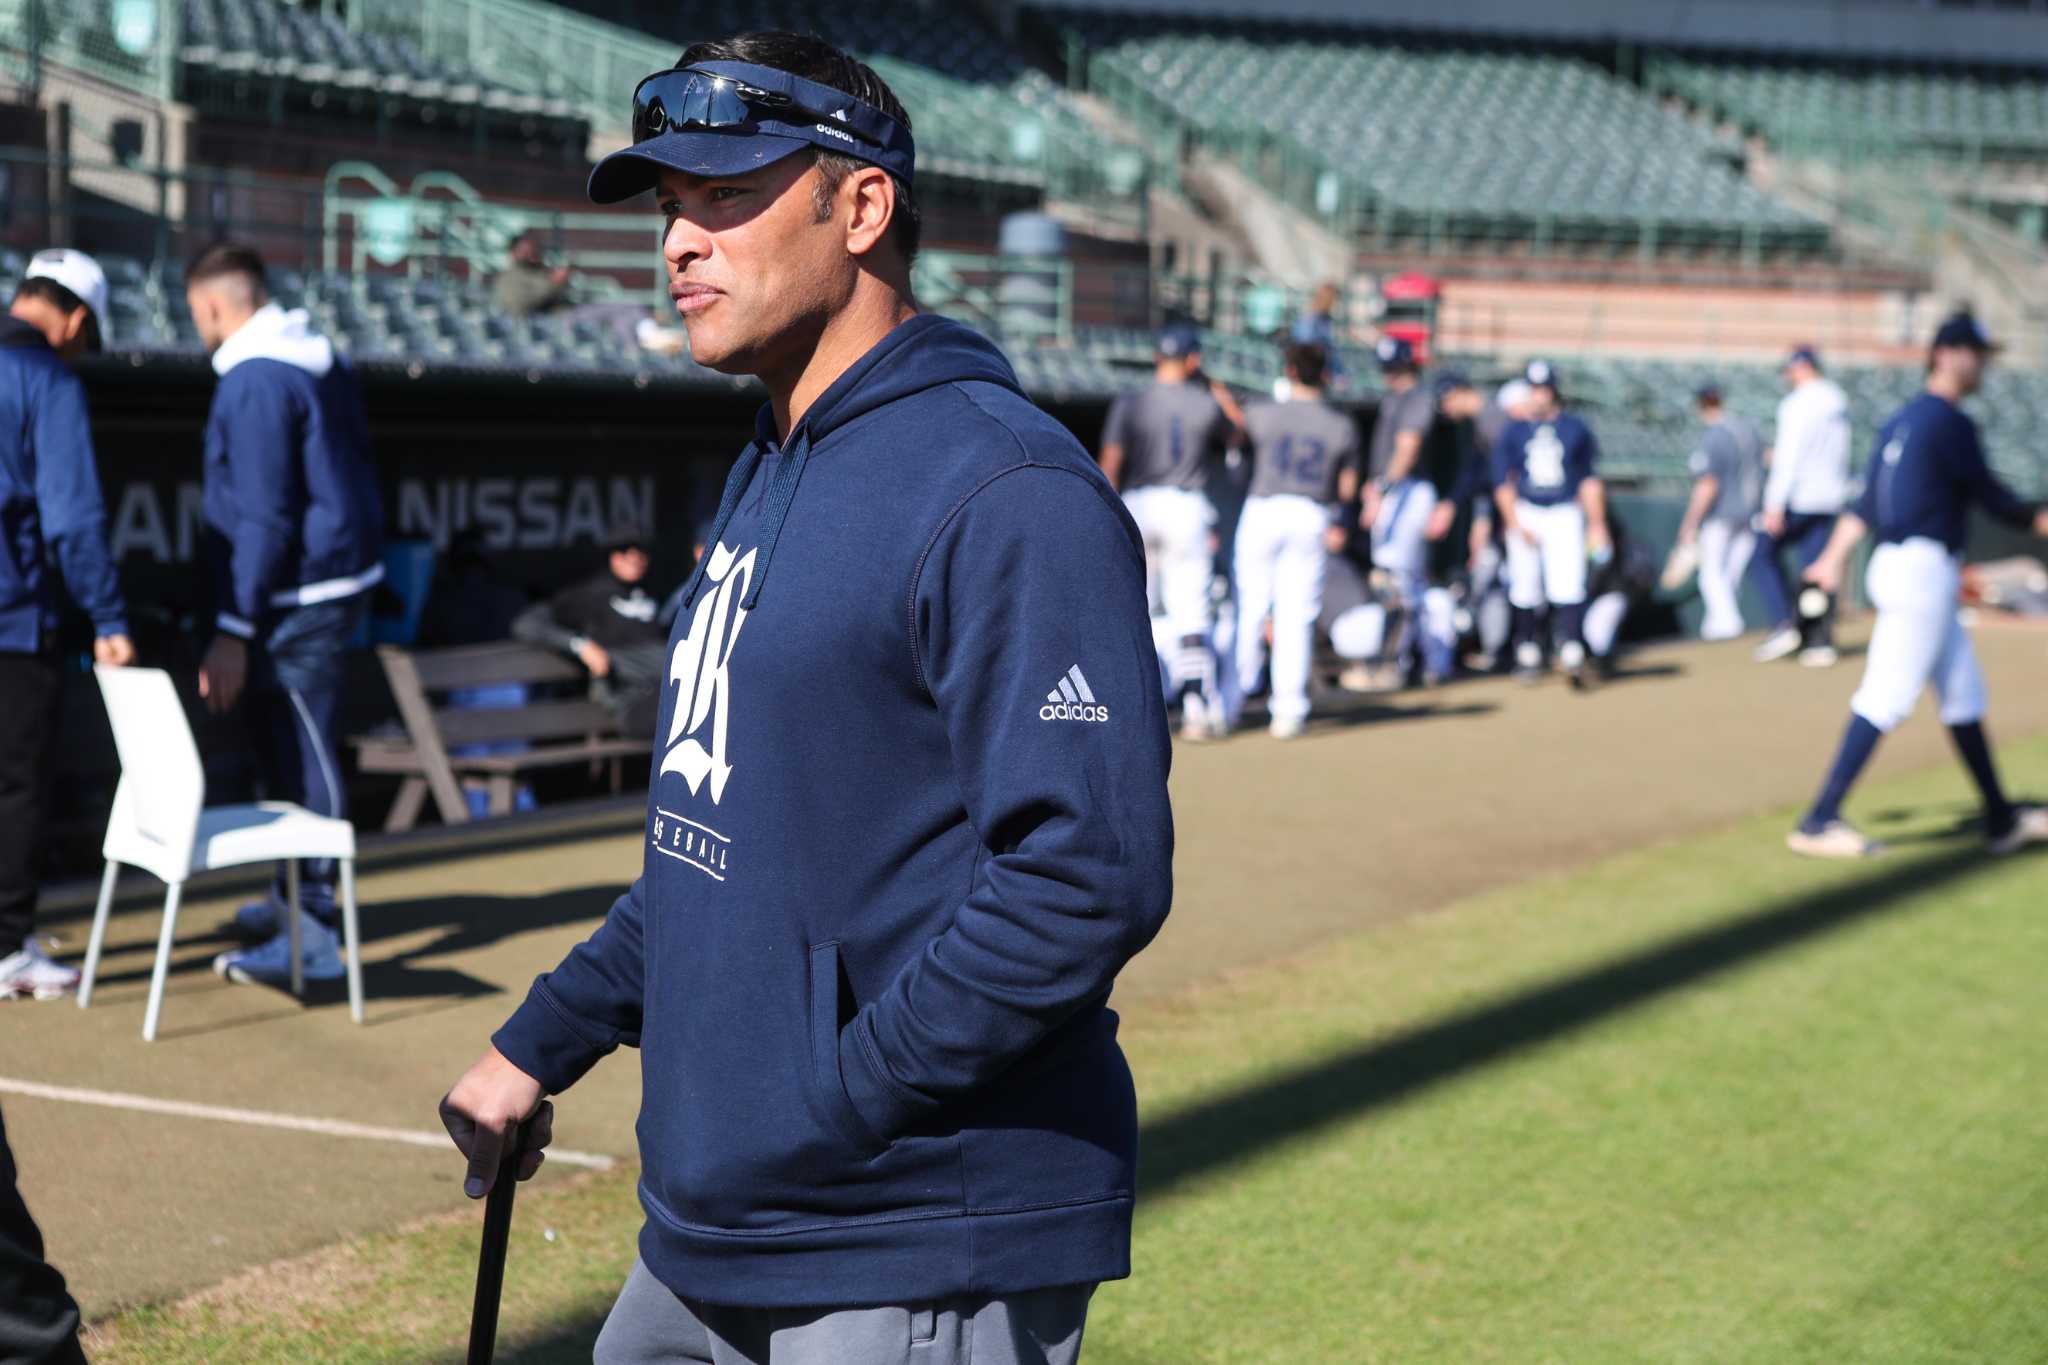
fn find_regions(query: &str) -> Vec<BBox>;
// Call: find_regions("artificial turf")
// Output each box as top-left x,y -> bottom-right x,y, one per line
86,737 -> 2048,1363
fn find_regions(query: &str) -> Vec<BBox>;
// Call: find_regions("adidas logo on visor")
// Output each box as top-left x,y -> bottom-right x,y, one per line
1040,665 -> 1110,723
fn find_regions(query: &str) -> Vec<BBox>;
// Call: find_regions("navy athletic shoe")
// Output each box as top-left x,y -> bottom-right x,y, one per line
226,896 -> 282,941
212,917 -> 345,987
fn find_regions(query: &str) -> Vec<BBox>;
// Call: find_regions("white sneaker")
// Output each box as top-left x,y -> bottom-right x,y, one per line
1786,821 -> 1879,859
1268,716 -> 1306,740
1798,645 -> 1839,668
1753,627 -> 1802,663
0,940 -> 81,1001
1989,806 -> 2048,856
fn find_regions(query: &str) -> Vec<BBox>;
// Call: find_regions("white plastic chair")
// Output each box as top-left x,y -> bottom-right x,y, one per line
78,666 -> 363,1040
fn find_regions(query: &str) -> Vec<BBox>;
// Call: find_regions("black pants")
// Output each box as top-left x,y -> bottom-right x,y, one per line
0,652 -> 63,961
0,1105 -> 85,1364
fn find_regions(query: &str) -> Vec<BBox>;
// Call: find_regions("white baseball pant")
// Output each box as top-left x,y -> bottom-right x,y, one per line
1233,494 -> 1329,725
1583,590 -> 1628,657
1849,537 -> 1986,733
1506,500 -> 1588,608
1695,519 -> 1754,641
1122,485 -> 1216,640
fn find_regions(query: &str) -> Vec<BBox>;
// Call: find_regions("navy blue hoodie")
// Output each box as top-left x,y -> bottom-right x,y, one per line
201,304 -> 383,639
493,314 -> 1174,1308
0,315 -> 127,652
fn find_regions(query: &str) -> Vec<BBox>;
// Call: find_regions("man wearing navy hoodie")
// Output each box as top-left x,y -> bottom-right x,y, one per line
185,244 -> 384,988
439,32 -> 1174,1365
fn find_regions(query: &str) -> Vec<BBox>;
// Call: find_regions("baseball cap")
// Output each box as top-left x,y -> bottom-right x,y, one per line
1495,378 -> 1533,412
1375,336 -> 1416,371
23,248 -> 111,350
1931,311 -> 2001,352
1431,370 -> 1472,401
1694,381 -> 1723,404
605,520 -> 654,552
1156,323 -> 1202,359
1783,345 -> 1821,371
1523,358 -> 1559,390
588,61 -> 916,204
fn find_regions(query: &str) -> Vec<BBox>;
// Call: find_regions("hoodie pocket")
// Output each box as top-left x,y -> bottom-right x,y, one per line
809,942 -> 889,1159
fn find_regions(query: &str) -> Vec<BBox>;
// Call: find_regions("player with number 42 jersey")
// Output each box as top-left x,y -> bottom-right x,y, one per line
1232,343 -> 1360,738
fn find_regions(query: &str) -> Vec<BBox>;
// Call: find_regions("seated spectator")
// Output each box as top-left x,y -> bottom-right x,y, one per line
492,230 -> 571,318
512,524 -> 667,736
418,526 -> 531,648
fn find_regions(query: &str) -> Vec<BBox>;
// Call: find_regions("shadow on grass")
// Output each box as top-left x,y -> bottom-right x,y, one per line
1136,841 -> 1993,1200
64,884 -> 625,1020
400,841 -> 2003,1360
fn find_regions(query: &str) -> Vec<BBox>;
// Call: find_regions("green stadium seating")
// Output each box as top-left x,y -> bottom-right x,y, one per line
1074,26 -> 1828,258
536,0 -> 1150,209
24,0 -> 575,120
6,251 -> 2044,497
1654,60 -> 2048,160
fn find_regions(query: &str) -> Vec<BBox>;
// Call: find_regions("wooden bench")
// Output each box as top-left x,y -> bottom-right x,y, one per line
353,642 -> 648,832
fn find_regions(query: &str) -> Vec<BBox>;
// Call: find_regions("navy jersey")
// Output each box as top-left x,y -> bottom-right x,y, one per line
1490,412 -> 1599,507
1856,392 -> 2036,554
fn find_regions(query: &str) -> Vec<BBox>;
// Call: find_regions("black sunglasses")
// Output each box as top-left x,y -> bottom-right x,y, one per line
631,68 -> 863,147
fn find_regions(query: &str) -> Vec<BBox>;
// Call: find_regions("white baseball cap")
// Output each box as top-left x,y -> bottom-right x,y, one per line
23,248 -> 111,350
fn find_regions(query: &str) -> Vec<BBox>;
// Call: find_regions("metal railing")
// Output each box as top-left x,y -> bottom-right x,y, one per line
349,0 -> 661,139
0,0 -> 180,101
348,0 -> 1154,229
321,159 -> 658,301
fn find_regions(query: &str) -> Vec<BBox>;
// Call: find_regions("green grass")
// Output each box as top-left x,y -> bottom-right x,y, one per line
89,738 -> 2048,1363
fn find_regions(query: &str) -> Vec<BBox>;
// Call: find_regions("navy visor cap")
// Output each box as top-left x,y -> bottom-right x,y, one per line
588,60 -> 916,204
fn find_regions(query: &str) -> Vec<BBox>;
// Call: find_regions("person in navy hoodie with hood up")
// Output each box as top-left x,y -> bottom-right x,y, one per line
438,31 -> 1174,1365
184,244 -> 384,989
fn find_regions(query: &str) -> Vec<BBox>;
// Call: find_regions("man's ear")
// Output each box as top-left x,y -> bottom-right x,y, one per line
841,165 -> 896,260
59,307 -> 87,350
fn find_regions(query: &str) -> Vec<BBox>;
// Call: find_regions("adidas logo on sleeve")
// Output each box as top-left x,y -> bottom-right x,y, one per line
1040,665 -> 1110,723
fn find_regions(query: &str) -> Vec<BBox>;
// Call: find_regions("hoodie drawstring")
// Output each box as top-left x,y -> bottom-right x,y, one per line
675,426 -> 813,613
740,427 -> 811,611
677,443 -> 763,611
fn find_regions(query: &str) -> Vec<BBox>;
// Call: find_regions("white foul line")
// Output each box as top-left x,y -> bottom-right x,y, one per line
0,1077 -> 615,1171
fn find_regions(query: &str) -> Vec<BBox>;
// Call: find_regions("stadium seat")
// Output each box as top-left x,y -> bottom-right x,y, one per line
1074,27 -> 1826,258
1655,60 -> 2048,161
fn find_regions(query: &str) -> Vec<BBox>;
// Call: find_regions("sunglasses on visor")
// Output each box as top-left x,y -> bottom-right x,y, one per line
630,68 -> 876,147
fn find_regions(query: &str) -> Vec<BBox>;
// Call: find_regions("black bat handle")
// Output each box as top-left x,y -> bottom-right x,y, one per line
467,1121 -> 524,1365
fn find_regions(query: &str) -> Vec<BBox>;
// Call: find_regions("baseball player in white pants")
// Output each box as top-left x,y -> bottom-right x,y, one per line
1676,383 -> 1765,641
1101,323 -> 1246,740
1791,312 -> 2048,858
1232,343 -> 1360,736
1490,360 -> 1612,689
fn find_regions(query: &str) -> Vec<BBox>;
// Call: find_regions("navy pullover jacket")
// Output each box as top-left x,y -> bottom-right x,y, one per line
1490,411 -> 1600,507
201,303 -> 383,639
1856,391 -> 2037,554
492,314 -> 1175,1308
0,315 -> 127,652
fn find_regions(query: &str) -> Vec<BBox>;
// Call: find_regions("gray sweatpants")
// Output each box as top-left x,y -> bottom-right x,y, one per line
593,1258 -> 1095,1365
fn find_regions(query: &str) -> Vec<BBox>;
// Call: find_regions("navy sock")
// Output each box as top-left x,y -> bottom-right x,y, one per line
1557,601 -> 1587,648
1803,714 -> 1883,833
1948,721 -> 2015,836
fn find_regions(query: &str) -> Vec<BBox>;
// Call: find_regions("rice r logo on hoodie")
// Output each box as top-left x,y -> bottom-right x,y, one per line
661,542 -> 755,806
